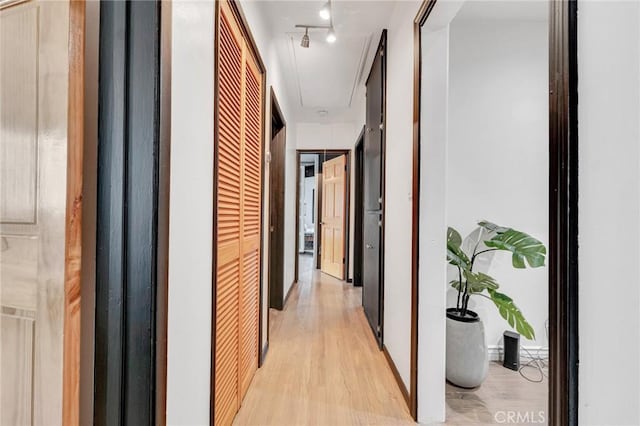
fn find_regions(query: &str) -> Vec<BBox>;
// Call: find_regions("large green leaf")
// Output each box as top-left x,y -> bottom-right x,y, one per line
450,271 -> 500,294
478,220 -> 509,234
447,227 -> 470,270
488,289 -> 535,340
484,228 -> 546,269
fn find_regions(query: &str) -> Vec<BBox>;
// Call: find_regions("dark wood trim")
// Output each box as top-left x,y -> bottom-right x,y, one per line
294,151 -> 300,280
353,127 -> 365,287
155,2 -> 172,424
63,1 -> 85,424
382,345 -> 410,409
548,1 -> 579,424
270,86 -> 286,129
210,2 -> 221,423
378,29 -> 387,352
295,149 -> 352,281
211,1 -> 268,422
409,2 -> 436,420
268,89 -> 287,311
94,2 -> 164,423
411,0 -> 579,424
263,86 -> 284,363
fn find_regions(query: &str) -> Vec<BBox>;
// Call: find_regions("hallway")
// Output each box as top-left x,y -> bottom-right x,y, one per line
234,256 -> 414,425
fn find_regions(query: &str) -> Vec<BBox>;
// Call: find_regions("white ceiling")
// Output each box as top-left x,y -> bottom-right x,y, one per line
254,0 -> 396,122
453,0 -> 548,22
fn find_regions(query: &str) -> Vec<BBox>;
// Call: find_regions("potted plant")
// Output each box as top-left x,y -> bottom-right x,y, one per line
445,221 -> 546,388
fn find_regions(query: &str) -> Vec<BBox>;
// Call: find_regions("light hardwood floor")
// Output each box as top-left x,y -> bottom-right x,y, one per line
233,255 -> 414,425
234,255 -> 547,425
446,363 -> 548,425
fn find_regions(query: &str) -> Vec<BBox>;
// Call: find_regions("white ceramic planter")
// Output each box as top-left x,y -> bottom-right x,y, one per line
446,308 -> 489,388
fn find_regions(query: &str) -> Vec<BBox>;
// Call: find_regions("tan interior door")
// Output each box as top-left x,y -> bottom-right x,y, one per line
0,1 -> 70,425
214,1 -> 262,424
320,155 -> 346,280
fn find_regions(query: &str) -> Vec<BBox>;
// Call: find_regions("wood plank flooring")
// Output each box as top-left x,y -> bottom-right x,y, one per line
234,255 -> 547,425
446,363 -> 548,425
233,255 -> 414,425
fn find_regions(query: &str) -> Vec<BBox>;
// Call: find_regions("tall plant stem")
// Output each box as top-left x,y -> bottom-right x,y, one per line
456,266 -> 463,310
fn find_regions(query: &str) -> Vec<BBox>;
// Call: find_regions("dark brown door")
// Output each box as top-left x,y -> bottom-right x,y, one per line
362,32 -> 386,347
269,128 -> 286,309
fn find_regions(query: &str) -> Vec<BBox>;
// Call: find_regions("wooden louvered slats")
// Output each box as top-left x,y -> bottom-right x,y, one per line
214,1 -> 263,425
238,55 -> 262,401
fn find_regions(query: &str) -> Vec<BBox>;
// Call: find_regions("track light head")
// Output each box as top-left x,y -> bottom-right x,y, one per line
301,28 -> 310,48
319,1 -> 330,20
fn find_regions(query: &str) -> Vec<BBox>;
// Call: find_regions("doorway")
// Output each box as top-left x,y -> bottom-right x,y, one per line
362,31 -> 387,349
268,88 -> 286,310
294,150 -> 351,285
412,0 -> 578,423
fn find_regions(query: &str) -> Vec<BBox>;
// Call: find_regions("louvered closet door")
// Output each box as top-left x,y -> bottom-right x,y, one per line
215,3 -> 243,425
238,50 -> 262,400
215,1 -> 263,425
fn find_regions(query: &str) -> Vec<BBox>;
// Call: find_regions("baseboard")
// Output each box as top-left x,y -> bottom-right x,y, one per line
382,344 -> 411,408
346,278 -> 353,283
283,280 -> 297,308
260,341 -> 269,366
488,345 -> 549,362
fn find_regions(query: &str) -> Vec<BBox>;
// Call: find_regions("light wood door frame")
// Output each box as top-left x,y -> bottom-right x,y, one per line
0,0 -> 88,424
63,1 -> 85,424
411,0 -> 579,423
211,0 -> 266,424
294,149 -> 351,283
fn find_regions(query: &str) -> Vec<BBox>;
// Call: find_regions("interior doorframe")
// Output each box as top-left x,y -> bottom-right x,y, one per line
63,0 -> 84,424
211,0 -> 267,423
93,1 -> 171,423
265,86 -> 285,359
353,127 -> 365,287
267,87 -> 287,312
294,149 -> 352,283
410,0 -> 579,423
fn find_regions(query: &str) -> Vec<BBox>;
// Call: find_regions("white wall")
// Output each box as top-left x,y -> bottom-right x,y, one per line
240,0 -> 298,348
167,1 -> 216,424
578,2 -> 640,424
447,19 -> 549,350
383,0 -> 423,392
418,22 -> 450,424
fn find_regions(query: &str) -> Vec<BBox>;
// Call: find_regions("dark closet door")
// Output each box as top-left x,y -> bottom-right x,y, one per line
362,32 -> 386,347
269,128 -> 286,309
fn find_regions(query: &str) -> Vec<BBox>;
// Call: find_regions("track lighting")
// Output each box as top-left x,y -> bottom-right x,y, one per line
319,1 -> 331,20
295,24 -> 336,47
301,27 -> 310,48
326,27 -> 336,43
